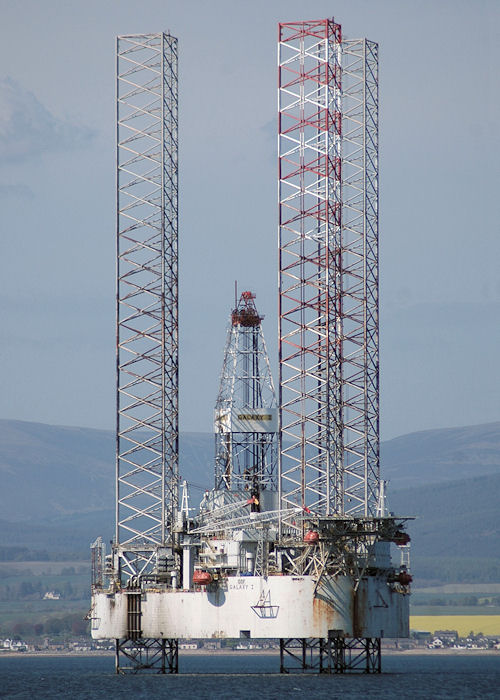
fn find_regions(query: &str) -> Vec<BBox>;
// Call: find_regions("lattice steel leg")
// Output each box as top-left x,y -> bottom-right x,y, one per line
335,637 -> 381,673
115,31 -> 179,581
279,638 -> 323,673
115,638 -> 178,674
280,636 -> 381,674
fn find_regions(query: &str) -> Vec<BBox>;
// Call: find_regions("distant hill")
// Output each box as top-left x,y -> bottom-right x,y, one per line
0,510 -> 113,559
390,471 -> 500,558
0,420 -> 114,521
383,421 -> 500,583
1,418 -> 499,522
381,421 -> 500,490
389,472 -> 500,584
1,418 -> 499,582
0,419 -> 213,522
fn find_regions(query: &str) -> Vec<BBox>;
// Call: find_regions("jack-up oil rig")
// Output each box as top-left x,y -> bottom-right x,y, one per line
90,18 -> 412,674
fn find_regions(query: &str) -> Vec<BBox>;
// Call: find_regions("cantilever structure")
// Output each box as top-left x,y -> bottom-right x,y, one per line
90,19 -> 411,676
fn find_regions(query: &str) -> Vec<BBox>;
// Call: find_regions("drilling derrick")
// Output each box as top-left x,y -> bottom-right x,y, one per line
214,291 -> 278,507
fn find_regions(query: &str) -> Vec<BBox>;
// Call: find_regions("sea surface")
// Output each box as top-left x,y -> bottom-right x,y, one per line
1,653 -> 500,699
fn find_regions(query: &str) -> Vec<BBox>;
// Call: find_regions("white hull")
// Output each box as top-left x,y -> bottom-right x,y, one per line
91,574 -> 408,640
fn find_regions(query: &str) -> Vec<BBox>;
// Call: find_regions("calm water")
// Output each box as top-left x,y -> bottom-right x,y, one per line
1,654 -> 500,699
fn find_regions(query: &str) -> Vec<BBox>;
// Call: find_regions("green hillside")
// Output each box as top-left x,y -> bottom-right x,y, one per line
381,421 -> 500,489
0,419 -> 213,522
390,472 -> 500,584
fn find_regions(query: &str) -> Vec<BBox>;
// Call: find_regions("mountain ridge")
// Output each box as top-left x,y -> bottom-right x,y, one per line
2,417 -> 500,521
1,417 -> 499,582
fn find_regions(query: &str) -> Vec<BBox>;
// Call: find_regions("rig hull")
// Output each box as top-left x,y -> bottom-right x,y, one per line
91,574 -> 408,640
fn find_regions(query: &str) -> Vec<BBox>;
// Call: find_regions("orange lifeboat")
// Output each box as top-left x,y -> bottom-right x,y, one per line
304,530 -> 319,544
193,570 -> 212,585
392,531 -> 411,546
397,571 -> 413,586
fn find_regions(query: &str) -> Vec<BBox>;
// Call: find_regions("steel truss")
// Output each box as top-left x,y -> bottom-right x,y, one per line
278,515 -> 410,580
278,19 -> 379,527
116,32 -> 179,579
90,537 -> 106,589
116,638 -> 178,674
340,38 -> 379,516
215,292 -> 278,495
278,19 -> 342,526
279,637 -> 381,674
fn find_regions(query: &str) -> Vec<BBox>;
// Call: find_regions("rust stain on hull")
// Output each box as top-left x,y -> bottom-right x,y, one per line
312,595 -> 336,634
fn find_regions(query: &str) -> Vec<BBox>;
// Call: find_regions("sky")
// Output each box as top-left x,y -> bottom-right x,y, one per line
0,0 -> 498,440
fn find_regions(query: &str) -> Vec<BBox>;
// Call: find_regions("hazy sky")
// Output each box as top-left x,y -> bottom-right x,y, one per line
0,0 -> 498,439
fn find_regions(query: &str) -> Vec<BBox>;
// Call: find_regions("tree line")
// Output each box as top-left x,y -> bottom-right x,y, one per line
0,579 -> 86,601
3,613 -> 89,640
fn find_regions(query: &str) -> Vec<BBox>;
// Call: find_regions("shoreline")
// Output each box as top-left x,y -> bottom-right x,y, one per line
1,648 -> 499,659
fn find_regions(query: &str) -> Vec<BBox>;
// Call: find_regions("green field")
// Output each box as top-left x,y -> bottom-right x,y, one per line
0,562 -> 90,637
0,600 -> 88,623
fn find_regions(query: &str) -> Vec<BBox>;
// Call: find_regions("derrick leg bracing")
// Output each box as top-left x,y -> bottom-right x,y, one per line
279,637 -> 381,674
115,638 -> 179,674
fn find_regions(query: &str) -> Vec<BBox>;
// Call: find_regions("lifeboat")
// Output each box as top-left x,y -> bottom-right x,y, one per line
193,570 -> 212,585
304,530 -> 319,544
392,531 -> 411,546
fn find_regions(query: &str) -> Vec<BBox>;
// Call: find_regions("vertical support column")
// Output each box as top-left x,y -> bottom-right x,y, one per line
278,19 -> 342,529
116,32 -> 179,578
340,39 -> 379,516
279,636 -> 381,673
278,22 -> 380,525
279,638 -> 323,673
115,638 -> 179,674
115,31 -> 179,674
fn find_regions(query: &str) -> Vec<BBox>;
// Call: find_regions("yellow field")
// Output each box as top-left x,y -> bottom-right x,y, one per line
411,615 -> 500,637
